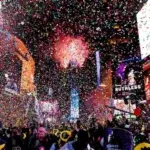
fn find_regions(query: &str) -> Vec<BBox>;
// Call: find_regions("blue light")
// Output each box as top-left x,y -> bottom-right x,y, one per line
70,88 -> 79,119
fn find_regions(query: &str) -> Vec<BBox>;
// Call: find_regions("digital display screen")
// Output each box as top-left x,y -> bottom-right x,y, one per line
143,58 -> 150,100
114,99 -> 136,115
113,59 -> 145,99
70,88 -> 79,119
40,100 -> 59,115
137,0 -> 150,59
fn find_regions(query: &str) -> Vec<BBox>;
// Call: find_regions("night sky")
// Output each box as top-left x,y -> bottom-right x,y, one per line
1,0 -> 145,102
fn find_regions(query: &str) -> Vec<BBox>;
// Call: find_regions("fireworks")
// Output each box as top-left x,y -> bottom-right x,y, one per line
53,35 -> 90,69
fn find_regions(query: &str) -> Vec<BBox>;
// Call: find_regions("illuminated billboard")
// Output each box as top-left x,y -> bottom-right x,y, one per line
70,88 -> 79,120
114,99 -> 136,115
0,1 -> 3,27
145,75 -> 150,100
0,31 -> 35,94
113,59 -> 145,99
40,100 -> 59,116
143,57 -> 150,100
137,0 -> 150,59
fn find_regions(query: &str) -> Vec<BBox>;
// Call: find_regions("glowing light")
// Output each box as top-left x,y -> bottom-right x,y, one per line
0,2 -> 3,27
0,31 -> 35,94
53,35 -> 90,68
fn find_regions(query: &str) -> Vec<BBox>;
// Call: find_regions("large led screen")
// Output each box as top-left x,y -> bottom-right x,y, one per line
70,88 -> 79,120
113,59 -> 145,99
137,0 -> 150,59
145,75 -> 150,100
143,58 -> 150,100
40,100 -> 59,116
114,99 -> 136,115
0,2 -> 3,27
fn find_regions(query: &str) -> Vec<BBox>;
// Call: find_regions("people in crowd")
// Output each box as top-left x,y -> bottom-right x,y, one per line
5,127 -> 24,150
28,127 -> 58,150
60,129 -> 93,150
0,115 -> 149,150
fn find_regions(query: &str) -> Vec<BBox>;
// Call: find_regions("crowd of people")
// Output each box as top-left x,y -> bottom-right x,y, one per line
0,116 -> 149,150
0,90 -> 149,150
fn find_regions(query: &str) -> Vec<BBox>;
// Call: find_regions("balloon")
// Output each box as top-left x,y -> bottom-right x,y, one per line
134,107 -> 142,117
134,142 -> 150,150
53,129 -> 59,136
0,144 -> 5,150
60,130 -> 71,142
23,133 -> 26,139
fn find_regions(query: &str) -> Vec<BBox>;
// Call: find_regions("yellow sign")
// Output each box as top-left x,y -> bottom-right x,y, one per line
13,36 -> 35,94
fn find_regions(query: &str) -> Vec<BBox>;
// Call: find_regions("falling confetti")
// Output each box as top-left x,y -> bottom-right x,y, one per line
0,0 -> 148,125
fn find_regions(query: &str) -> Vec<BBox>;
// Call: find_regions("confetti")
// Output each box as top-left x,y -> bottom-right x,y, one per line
0,0 -> 149,127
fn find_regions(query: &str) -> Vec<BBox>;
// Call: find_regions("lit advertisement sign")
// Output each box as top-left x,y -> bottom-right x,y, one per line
143,56 -> 150,100
114,100 -> 136,115
0,1 -> 3,27
113,59 -> 145,99
70,88 -> 79,119
143,58 -> 150,71
145,75 -> 150,100
137,0 -> 150,59
143,58 -> 150,100
40,100 -> 59,115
